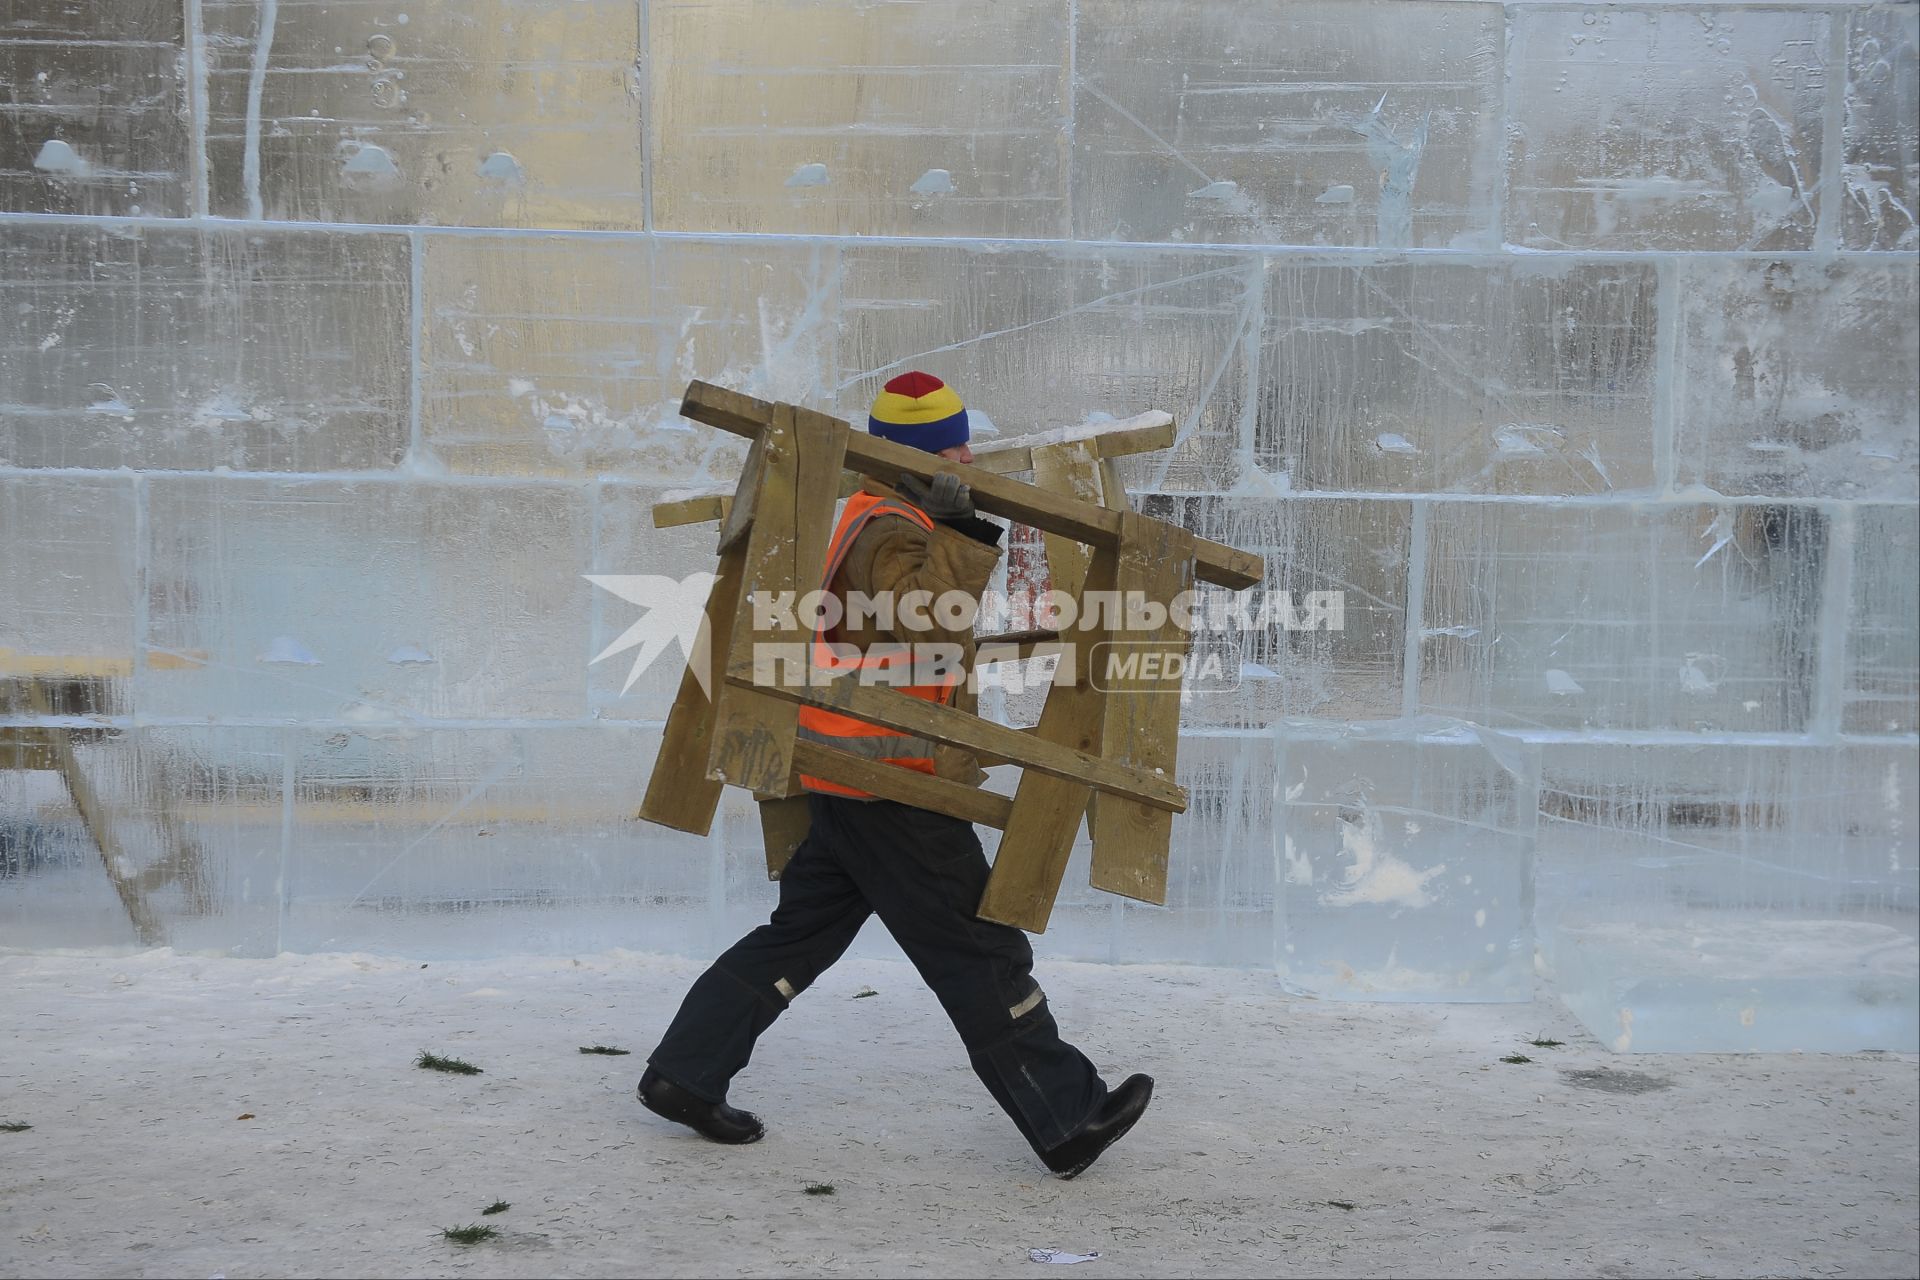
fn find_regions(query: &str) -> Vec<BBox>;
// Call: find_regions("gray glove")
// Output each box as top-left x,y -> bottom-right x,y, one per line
897,470 -> 973,522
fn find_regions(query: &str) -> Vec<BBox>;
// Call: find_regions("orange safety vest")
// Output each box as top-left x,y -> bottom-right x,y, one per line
796,491 -> 962,798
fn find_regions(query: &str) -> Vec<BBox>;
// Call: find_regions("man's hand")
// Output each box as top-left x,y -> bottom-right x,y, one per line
897,471 -> 973,522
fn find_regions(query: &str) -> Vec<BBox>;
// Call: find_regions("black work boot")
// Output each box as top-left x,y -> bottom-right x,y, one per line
1041,1073 -> 1153,1179
638,1067 -> 765,1145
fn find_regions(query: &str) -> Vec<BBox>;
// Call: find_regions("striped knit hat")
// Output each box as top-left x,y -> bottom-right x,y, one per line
867,371 -> 969,453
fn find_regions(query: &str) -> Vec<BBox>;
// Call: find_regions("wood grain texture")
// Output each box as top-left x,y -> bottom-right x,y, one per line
1088,513 -> 1195,905
637,541 -> 747,835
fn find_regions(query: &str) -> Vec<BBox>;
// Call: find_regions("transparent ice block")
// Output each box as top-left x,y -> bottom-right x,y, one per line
1421,501 -> 1826,733
200,0 -> 647,227
0,224 -> 409,472
1536,742 -> 1918,1053
837,244 -> 1261,492
1072,0 -> 1503,249
142,477 -> 593,722
650,0 -> 1071,238
1506,6 -> 1830,250
1274,717 -> 1539,1002
1843,5 -> 1920,251
1140,494 -> 1411,726
1258,258 -> 1660,495
0,1 -> 191,218
1674,257 -> 1918,500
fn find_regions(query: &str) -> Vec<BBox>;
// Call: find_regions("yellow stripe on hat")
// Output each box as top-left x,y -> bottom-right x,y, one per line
870,382 -> 965,427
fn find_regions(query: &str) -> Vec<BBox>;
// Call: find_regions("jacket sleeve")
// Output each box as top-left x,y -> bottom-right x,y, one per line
838,514 -> 1002,655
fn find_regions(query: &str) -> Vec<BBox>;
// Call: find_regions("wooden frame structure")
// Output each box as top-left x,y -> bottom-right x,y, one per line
0,652 -> 212,945
637,381 -> 1262,932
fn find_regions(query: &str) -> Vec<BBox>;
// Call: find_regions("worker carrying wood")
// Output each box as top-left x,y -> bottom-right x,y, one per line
639,371 -> 1154,1179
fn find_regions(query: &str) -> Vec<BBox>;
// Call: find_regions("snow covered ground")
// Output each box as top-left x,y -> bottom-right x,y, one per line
1,949 -> 1915,1279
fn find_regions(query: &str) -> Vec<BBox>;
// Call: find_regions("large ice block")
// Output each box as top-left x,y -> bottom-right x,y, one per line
1073,0 -> 1503,248
1258,259 -> 1659,494
1674,257 -> 1919,500
141,477 -> 593,722
650,0 -> 1071,238
200,0 -> 646,227
1140,494 -> 1410,726
1843,5 -> 1919,251
1506,6 -> 1830,250
1843,505 -> 1920,735
1536,742 -> 1918,1053
0,1 -> 191,218
838,244 -> 1260,490
1421,501 -> 1827,733
420,235 -> 840,478
1274,718 -> 1539,1002
0,475 -> 138,715
0,224 -> 409,472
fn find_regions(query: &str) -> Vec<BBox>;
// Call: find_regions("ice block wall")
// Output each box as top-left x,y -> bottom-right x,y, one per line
1,0 -> 1914,1040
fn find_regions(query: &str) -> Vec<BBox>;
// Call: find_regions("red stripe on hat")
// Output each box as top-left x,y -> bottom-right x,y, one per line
883,370 -> 946,399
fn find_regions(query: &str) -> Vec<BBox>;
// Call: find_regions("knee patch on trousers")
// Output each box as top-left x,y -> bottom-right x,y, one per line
958,983 -> 1049,1054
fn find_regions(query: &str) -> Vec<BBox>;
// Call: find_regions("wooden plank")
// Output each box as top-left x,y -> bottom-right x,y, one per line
715,428 -> 767,554
23,678 -> 165,946
680,382 -> 1261,590
970,415 -> 1176,477
790,741 -> 1015,829
728,667 -> 1186,812
975,544 -> 1120,933
757,794 -> 812,880
0,648 -> 205,677
637,541 -> 748,835
653,493 -> 730,529
708,406 -> 848,796
1088,513 -> 1194,905
1031,441 -> 1105,600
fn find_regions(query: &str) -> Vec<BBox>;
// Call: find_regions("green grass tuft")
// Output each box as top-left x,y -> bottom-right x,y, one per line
1500,1053 -> 1534,1065
578,1045 -> 631,1056
442,1225 -> 497,1244
0,1122 -> 31,1133
417,1051 -> 482,1076
803,1183 -> 837,1196
482,1201 -> 510,1216
1528,1038 -> 1565,1049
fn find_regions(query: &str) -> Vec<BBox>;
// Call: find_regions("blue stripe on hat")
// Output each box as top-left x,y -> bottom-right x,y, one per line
866,406 -> 969,454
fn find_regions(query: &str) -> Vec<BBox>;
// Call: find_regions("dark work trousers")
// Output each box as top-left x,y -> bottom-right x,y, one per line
647,793 -> 1108,1155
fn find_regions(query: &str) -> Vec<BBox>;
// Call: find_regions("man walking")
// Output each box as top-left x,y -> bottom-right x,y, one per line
639,371 -> 1153,1179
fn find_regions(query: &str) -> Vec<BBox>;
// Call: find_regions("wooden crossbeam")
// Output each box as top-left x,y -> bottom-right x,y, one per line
970,413 -> 1175,477
678,381 -> 1262,591
727,668 -> 1186,813
790,741 -> 1015,828
652,493 -> 730,529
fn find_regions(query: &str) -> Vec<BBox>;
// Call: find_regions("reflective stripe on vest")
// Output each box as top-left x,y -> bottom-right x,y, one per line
797,491 -> 960,799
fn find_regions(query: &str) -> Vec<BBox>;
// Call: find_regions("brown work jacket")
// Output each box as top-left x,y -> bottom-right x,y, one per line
823,481 -> 1002,788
